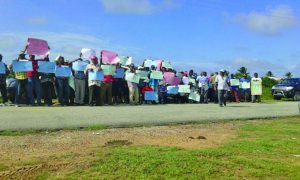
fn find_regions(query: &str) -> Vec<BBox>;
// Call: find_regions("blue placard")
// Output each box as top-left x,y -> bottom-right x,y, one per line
144,91 -> 158,101
114,68 -> 125,78
0,62 -> 5,74
89,70 -> 104,81
38,61 -> 56,73
167,86 -> 179,94
72,61 -> 89,71
55,66 -> 72,77
12,60 -> 33,72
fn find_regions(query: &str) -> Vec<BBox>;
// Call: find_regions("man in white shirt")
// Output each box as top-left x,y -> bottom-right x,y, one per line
215,69 -> 229,107
251,73 -> 262,103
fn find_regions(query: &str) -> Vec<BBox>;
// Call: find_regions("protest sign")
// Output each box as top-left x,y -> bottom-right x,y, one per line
125,72 -> 140,84
72,61 -> 89,71
167,86 -> 179,94
156,60 -> 163,70
101,65 -> 116,75
150,71 -> 163,80
189,92 -> 200,102
189,78 -> 196,85
27,38 -> 49,56
178,85 -> 191,93
144,91 -> 158,101
174,77 -> 181,86
163,72 -> 175,85
0,62 -> 5,74
38,61 -> 55,73
230,79 -> 240,86
81,48 -> 96,59
101,50 -> 118,64
89,70 -> 104,81
55,66 -> 72,77
68,76 -> 75,90
251,79 -> 262,96
144,59 -> 154,68
12,60 -> 33,72
240,82 -> 251,89
136,70 -> 149,79
162,61 -> 173,69
114,68 -> 125,78
117,56 -> 128,65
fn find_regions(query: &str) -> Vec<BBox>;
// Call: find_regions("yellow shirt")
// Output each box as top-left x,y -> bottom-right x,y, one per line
15,72 -> 28,80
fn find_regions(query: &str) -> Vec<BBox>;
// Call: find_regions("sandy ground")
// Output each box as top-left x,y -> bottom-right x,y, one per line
0,122 -> 236,179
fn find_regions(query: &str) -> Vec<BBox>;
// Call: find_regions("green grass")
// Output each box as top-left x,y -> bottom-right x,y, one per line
60,117 -> 300,179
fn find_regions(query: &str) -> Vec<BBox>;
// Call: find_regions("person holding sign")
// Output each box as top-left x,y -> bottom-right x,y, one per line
230,74 -> 240,103
13,51 -> 30,107
39,56 -> 55,106
71,54 -> 89,105
216,69 -> 229,107
85,56 -> 102,106
126,64 -> 140,105
197,72 -> 209,104
55,56 -> 70,106
240,74 -> 251,102
251,73 -> 262,103
0,54 -> 10,105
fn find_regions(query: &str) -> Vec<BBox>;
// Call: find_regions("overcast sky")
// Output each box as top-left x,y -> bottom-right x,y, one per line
0,0 -> 299,77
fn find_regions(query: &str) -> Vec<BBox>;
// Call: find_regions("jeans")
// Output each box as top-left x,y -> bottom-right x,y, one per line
89,85 -> 101,106
218,90 -> 227,106
74,79 -> 86,105
41,81 -> 53,106
57,79 -> 69,106
252,95 -> 261,103
27,77 -> 41,105
15,79 -> 29,105
100,82 -> 112,105
0,82 -> 8,103
200,85 -> 209,103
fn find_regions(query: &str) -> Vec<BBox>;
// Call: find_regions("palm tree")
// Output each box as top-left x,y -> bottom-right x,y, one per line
285,72 -> 293,78
266,71 -> 274,77
235,67 -> 250,78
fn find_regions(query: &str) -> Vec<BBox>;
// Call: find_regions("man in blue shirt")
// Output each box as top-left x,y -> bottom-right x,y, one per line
240,74 -> 251,102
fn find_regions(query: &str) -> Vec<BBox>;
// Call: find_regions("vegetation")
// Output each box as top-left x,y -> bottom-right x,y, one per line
285,72 -> 293,78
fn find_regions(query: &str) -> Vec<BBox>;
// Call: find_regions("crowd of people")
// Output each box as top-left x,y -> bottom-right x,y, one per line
0,49 -> 263,107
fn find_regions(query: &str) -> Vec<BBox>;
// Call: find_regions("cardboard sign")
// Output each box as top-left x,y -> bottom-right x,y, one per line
173,77 -> 181,86
81,48 -> 96,59
55,66 -> 72,77
240,82 -> 250,89
251,79 -> 262,95
189,78 -> 196,85
72,61 -> 89,71
101,65 -> 116,75
114,68 -> 125,78
189,92 -> 200,102
178,85 -> 191,93
167,86 -> 179,94
136,70 -> 149,80
162,61 -> 173,69
125,72 -> 140,84
163,72 -> 175,85
12,60 -> 33,72
101,50 -> 118,64
144,59 -> 154,68
230,79 -> 240,86
144,91 -> 158,101
89,70 -> 104,81
38,61 -> 56,73
0,62 -> 5,74
68,76 -> 75,90
27,38 -> 49,56
150,71 -> 163,80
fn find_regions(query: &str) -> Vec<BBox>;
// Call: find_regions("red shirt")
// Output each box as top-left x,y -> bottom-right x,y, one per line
27,60 -> 39,77
104,75 -> 113,83
142,86 -> 153,94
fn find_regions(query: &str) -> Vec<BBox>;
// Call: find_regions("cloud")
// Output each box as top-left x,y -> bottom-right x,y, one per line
26,16 -> 48,25
232,5 -> 298,36
0,36 -> 18,49
99,0 -> 179,14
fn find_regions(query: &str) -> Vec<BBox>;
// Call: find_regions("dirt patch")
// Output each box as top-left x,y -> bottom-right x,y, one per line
0,122 -> 236,178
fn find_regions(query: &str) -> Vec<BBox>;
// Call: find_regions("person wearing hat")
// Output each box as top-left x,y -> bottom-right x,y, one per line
13,51 -> 30,107
215,69 -> 229,107
85,56 -> 102,106
0,54 -> 10,106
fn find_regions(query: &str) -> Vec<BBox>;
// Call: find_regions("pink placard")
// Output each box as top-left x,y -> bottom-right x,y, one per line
101,50 -> 118,64
27,38 -> 49,56
155,60 -> 163,70
174,77 -> 181,86
163,72 -> 175,85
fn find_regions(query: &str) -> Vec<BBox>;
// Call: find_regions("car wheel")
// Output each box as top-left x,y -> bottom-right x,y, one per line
293,92 -> 300,101
273,96 -> 282,100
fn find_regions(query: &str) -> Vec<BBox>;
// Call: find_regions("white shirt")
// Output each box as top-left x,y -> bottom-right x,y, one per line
182,76 -> 189,85
216,75 -> 229,90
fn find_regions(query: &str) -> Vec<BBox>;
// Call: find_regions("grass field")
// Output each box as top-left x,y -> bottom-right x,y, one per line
0,116 -> 299,179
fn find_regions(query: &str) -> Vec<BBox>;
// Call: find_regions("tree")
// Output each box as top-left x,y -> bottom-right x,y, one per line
266,71 -> 274,77
235,67 -> 250,79
285,72 -> 293,78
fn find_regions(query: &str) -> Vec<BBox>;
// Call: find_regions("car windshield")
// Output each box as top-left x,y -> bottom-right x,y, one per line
279,79 -> 300,85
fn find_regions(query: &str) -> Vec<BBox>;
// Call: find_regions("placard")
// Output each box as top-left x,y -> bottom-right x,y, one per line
144,59 -> 154,68
55,66 -> 72,77
136,70 -> 149,80
178,85 -> 191,93
114,68 -> 125,78
101,50 -> 118,64
72,61 -> 89,71
167,86 -> 179,94
163,72 -> 175,85
101,65 -> 116,75
162,61 -> 173,69
81,48 -> 96,59
12,60 -> 33,72
125,72 -> 140,84
0,62 -> 6,74
251,79 -> 262,96
189,92 -> 200,102
144,91 -> 158,101
230,79 -> 240,86
240,82 -> 250,89
89,70 -> 104,81
38,61 -> 56,73
27,38 -> 49,56
189,78 -> 196,85
150,71 -> 163,80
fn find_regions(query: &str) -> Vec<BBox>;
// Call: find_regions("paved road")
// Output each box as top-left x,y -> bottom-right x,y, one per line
0,102 -> 299,131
